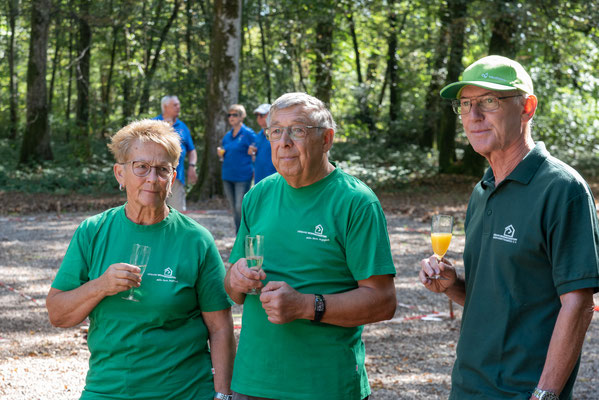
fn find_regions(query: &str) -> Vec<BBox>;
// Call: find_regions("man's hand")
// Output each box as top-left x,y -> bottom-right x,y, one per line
260,281 -> 311,324
419,255 -> 457,293
187,166 -> 198,184
97,263 -> 142,296
227,258 -> 266,295
248,144 -> 257,156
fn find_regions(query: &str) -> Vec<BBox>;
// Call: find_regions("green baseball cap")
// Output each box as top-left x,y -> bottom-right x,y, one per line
440,55 -> 534,99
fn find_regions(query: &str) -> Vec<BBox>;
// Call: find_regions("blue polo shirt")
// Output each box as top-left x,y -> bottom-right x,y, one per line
221,124 -> 256,182
153,115 -> 195,185
253,129 -> 277,184
451,142 -> 599,399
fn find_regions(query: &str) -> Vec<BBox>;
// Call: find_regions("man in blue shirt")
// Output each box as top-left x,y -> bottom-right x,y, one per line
249,104 -> 277,184
154,95 -> 197,211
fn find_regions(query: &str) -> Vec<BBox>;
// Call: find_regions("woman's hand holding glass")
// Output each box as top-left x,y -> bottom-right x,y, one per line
97,263 -> 144,297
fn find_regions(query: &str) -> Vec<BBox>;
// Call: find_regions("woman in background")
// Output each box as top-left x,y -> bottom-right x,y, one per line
220,104 -> 256,233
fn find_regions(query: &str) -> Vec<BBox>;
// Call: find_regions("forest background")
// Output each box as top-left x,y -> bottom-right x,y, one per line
0,0 -> 598,200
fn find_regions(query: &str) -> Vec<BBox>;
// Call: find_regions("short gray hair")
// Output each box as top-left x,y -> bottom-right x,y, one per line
267,92 -> 337,132
161,95 -> 179,113
108,119 -> 181,166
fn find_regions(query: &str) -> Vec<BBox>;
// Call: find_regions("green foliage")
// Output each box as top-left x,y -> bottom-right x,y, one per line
0,138 -> 118,194
331,137 -> 438,190
1,0 -> 599,193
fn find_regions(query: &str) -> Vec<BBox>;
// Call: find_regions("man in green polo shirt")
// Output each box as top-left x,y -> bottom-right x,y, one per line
224,92 -> 397,400
420,55 -> 599,400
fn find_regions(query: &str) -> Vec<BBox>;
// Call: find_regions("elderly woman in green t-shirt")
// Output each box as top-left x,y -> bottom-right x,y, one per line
46,119 -> 235,400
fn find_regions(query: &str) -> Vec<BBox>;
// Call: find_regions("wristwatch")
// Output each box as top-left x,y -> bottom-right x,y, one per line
313,294 -> 325,322
533,387 -> 559,400
215,393 -> 232,400
188,163 -> 196,168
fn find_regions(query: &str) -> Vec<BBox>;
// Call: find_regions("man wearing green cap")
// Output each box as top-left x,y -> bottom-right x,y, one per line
420,55 -> 599,400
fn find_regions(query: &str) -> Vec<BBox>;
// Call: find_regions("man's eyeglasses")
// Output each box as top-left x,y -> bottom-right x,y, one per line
227,113 -> 240,118
451,94 -> 522,115
121,161 -> 174,179
265,125 -> 324,142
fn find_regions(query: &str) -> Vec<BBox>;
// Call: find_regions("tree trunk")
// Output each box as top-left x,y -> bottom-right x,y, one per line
7,0 -> 19,140
19,0 -> 53,164
65,26 -> 73,141
312,5 -> 335,106
100,24 -> 118,134
387,1 -> 409,147
257,0 -> 271,103
75,0 -> 92,155
347,12 -> 363,84
488,0 -> 517,58
346,8 -> 376,134
48,12 -> 62,114
387,0 -> 399,126
193,0 -> 242,199
438,0 -> 467,173
122,27 -> 134,125
462,0 -> 517,176
137,0 -> 180,116
420,6 -> 450,149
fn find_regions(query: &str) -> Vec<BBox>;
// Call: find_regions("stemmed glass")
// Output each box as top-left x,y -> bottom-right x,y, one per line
430,214 -> 453,280
122,244 -> 151,302
245,235 -> 264,295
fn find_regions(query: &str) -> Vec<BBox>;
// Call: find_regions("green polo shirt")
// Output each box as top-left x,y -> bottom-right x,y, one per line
229,167 -> 396,400
52,206 -> 233,399
451,143 -> 599,399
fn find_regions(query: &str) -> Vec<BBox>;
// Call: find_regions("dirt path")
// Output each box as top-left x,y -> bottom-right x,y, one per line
1,206 -> 598,399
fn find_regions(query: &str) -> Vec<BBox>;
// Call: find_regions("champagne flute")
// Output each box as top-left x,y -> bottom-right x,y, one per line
245,235 -> 264,295
217,146 -> 225,162
122,244 -> 151,301
430,214 -> 453,280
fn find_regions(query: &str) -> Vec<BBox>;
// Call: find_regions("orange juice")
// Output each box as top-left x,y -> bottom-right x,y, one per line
431,233 -> 452,259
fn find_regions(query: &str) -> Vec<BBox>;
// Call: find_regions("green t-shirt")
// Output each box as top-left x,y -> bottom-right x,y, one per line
52,205 -> 233,400
452,143 -> 599,399
229,167 -> 396,400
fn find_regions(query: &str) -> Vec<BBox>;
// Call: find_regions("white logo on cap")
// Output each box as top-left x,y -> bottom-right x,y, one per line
482,73 -> 489,78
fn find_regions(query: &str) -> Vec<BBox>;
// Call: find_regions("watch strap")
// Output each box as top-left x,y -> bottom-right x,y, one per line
215,392 -> 232,400
313,294 -> 325,322
533,387 -> 559,400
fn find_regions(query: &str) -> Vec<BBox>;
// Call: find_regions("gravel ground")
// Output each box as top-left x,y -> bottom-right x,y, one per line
1,201 -> 598,399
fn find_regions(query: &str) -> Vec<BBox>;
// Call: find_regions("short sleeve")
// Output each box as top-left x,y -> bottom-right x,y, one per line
229,194 -> 252,264
345,201 -> 396,281
181,124 -> 195,152
549,190 -> 599,295
51,224 -> 91,291
196,237 -> 234,312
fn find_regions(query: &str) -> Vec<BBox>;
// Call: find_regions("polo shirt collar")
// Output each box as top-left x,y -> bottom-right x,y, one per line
480,142 -> 548,189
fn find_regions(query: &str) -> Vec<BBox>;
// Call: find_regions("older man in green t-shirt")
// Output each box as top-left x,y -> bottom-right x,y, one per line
224,92 -> 397,400
420,56 -> 599,400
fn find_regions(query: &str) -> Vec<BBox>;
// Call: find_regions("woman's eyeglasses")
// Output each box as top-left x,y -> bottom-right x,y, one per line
121,161 -> 174,179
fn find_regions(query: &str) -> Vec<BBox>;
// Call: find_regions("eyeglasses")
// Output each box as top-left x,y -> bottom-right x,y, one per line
227,113 -> 240,118
121,161 -> 174,179
451,94 -> 522,115
265,125 -> 324,142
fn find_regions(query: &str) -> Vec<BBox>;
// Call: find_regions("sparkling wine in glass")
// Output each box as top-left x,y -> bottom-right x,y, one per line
245,235 -> 264,295
430,215 -> 453,280
122,244 -> 151,302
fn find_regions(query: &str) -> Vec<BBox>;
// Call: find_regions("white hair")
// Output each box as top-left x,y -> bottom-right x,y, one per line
161,95 -> 179,113
267,92 -> 337,132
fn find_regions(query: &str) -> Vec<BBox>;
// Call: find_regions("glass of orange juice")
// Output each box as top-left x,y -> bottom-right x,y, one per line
430,214 -> 453,280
